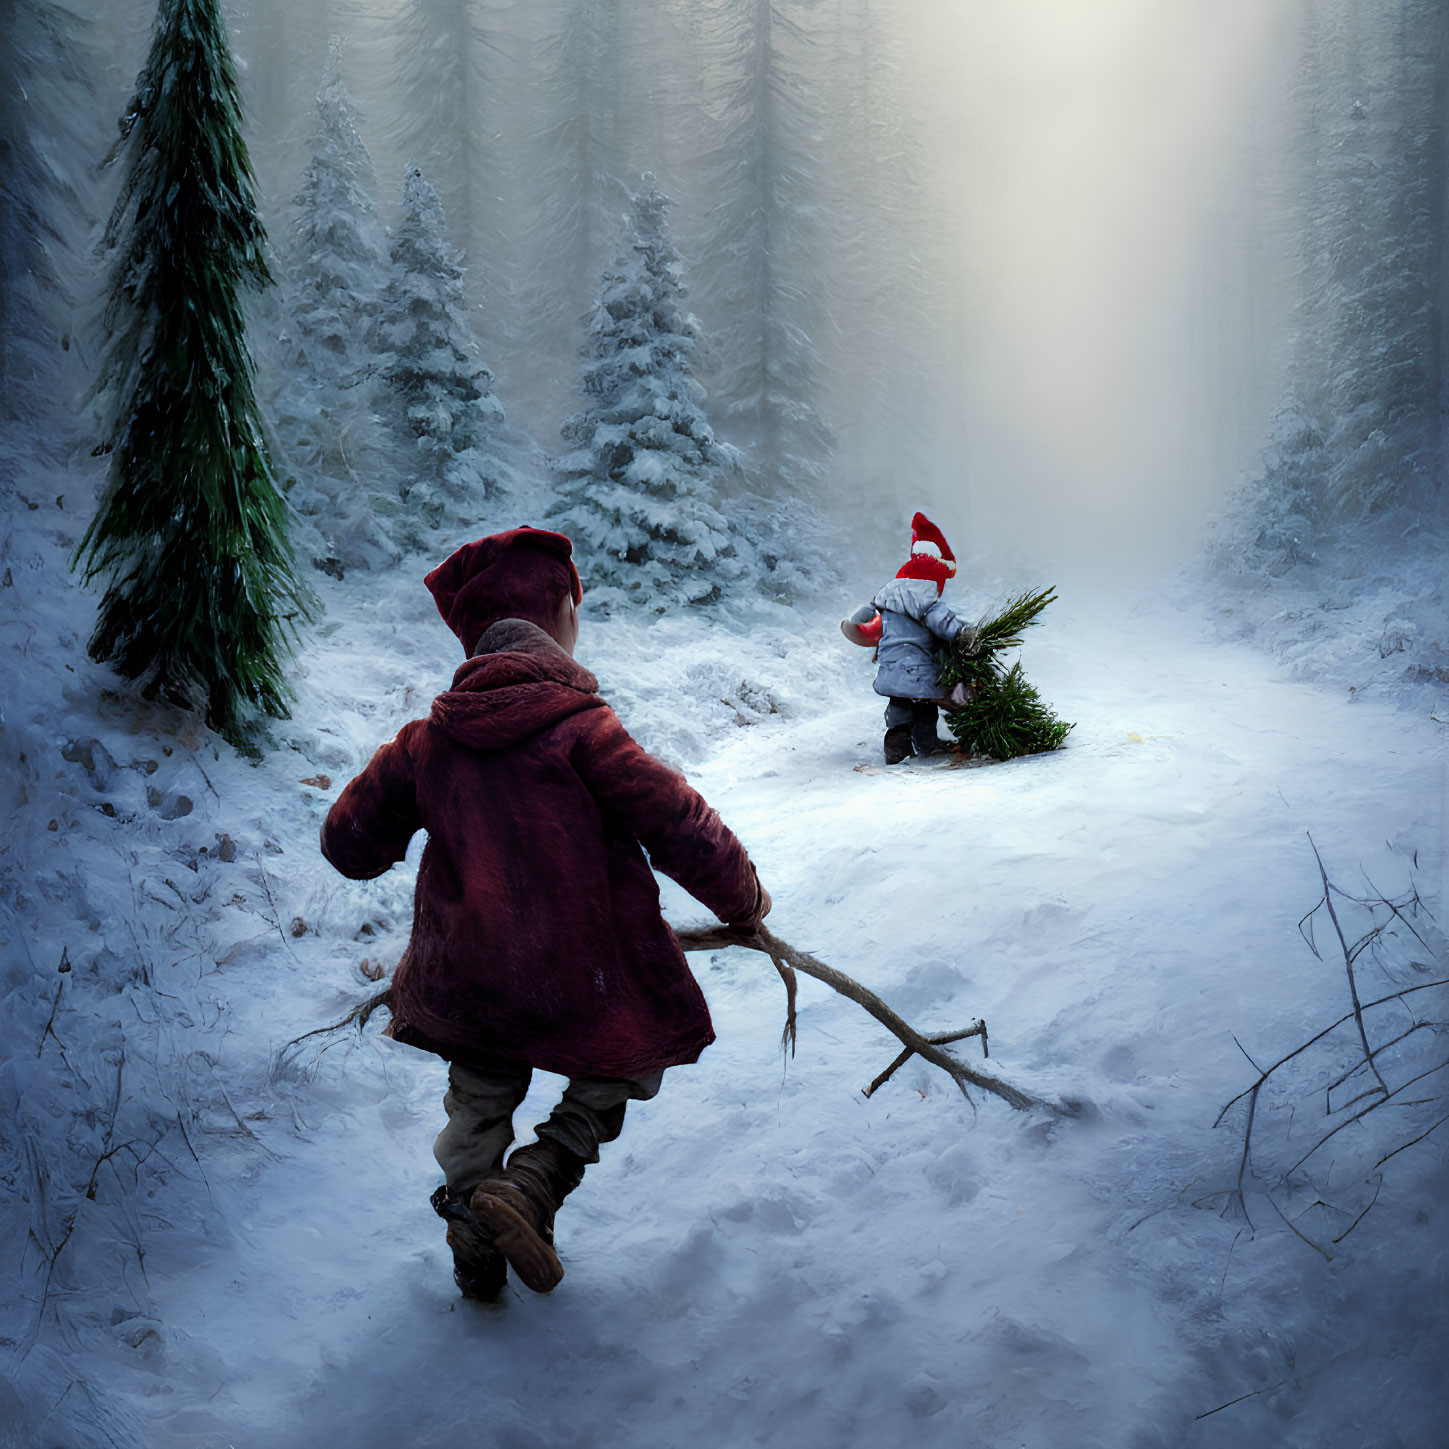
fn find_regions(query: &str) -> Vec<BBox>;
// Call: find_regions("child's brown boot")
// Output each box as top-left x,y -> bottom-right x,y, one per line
431,1185 -> 507,1301
469,1141 -> 584,1294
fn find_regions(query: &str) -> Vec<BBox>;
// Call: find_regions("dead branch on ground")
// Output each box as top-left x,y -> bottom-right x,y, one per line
1203,837 -> 1447,1255
36,947 -> 71,1058
674,923 -> 1047,1112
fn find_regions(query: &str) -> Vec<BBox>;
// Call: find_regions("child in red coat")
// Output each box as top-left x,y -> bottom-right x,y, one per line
322,527 -> 769,1299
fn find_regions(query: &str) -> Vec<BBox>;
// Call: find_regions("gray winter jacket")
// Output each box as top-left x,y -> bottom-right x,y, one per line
868,577 -> 968,699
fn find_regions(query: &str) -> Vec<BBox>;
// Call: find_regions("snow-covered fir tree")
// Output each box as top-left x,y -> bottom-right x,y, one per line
373,164 -> 516,528
1305,1 -> 1446,521
271,37 -> 398,573
288,37 -> 385,381
75,0 -> 308,746
1251,0 -> 1447,533
1203,0 -> 1447,692
551,180 -> 751,611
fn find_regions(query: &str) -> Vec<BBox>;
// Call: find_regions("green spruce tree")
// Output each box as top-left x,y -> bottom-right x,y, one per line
76,0 -> 309,745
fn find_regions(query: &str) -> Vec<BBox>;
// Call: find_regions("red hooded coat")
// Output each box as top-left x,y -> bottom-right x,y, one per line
321,618 -> 761,1079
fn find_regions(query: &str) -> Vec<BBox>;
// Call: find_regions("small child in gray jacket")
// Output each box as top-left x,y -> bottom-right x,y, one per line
842,512 -> 977,764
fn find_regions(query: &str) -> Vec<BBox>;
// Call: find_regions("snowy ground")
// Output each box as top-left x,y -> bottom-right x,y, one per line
2,447 -> 1447,1448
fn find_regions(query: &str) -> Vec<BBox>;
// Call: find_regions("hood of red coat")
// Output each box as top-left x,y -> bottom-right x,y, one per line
429,618 -> 604,750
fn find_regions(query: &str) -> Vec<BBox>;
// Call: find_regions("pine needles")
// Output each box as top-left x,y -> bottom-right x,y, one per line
75,0 -> 310,748
935,587 -> 1074,761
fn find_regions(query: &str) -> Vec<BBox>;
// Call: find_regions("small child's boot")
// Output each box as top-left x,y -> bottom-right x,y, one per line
883,723 -> 913,765
910,700 -> 947,757
431,1184 -> 507,1302
469,1140 -> 586,1294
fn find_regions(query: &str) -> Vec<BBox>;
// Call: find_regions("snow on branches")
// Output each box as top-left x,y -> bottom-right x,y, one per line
270,38 -> 398,575
551,180 -> 753,612
373,164 -> 517,530
289,37 -> 386,381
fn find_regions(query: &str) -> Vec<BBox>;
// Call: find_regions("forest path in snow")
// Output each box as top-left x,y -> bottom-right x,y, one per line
114,581 -> 1445,1449
3,505 -> 1444,1449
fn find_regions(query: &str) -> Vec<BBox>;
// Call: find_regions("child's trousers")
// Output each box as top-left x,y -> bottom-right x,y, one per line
434,1059 -> 664,1196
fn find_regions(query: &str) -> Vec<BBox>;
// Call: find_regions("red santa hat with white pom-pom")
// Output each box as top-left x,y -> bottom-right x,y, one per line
894,511 -> 957,595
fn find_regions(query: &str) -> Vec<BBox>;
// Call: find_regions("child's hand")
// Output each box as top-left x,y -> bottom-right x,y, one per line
730,885 -> 772,933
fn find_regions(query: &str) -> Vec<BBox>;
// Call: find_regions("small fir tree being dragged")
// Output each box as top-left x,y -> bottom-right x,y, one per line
76,0 -> 308,746
935,588 -> 1074,761
551,179 -> 750,611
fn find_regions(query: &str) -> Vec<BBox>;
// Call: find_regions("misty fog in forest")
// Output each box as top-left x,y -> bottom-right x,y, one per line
7,0 -> 1443,581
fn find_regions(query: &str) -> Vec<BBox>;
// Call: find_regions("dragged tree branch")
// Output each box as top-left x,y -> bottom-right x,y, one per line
285,930 -> 1048,1114
673,923 -> 1044,1112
